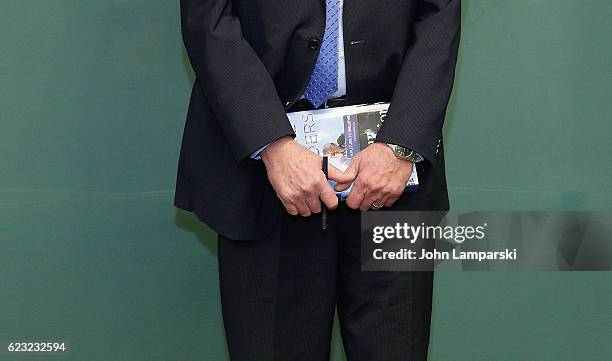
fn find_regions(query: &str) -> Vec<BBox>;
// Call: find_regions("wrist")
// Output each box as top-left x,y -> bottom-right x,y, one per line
261,135 -> 293,161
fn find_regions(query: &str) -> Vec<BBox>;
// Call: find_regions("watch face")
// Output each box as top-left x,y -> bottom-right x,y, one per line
401,152 -> 415,161
386,143 -> 416,162
397,147 -> 415,161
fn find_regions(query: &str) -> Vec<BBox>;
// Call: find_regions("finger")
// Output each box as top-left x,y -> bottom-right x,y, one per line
333,180 -> 354,191
370,191 -> 390,211
384,194 -> 401,208
359,184 -> 384,211
328,163 -> 357,185
294,198 -> 311,217
305,192 -> 321,214
284,202 -> 299,216
320,189 -> 339,210
334,180 -> 354,191
333,168 -> 356,191
277,193 -> 299,216
372,188 -> 399,210
316,174 -> 339,210
346,180 -> 366,209
360,190 -> 381,211
384,184 -> 405,207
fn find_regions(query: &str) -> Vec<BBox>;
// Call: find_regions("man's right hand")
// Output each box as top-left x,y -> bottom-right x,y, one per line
261,136 -> 353,217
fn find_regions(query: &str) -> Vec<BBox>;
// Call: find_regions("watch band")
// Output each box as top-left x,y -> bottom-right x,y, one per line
384,142 -> 419,163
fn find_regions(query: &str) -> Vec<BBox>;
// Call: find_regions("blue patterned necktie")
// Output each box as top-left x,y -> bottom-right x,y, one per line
304,0 -> 340,108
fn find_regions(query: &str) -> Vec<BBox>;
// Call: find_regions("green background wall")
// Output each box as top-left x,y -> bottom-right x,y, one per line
1,1 -> 610,360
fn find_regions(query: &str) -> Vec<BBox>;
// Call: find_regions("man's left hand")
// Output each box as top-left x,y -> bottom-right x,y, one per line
334,142 -> 413,211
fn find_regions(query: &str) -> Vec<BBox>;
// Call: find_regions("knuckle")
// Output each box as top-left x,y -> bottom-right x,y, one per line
283,190 -> 296,201
301,180 -> 314,193
279,193 -> 293,204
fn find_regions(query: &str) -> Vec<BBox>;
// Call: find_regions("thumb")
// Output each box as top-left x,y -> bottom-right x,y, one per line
328,162 -> 357,183
330,161 -> 358,191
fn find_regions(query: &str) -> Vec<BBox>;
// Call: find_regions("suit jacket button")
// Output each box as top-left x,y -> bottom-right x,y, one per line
307,38 -> 320,50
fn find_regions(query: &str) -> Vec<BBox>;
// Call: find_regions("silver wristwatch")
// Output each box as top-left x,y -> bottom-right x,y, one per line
384,143 -> 419,163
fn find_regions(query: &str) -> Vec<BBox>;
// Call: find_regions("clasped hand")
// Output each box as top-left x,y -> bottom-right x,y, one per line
261,137 -> 413,216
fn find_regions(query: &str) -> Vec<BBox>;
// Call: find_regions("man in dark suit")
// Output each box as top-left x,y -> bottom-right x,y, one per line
175,0 -> 460,359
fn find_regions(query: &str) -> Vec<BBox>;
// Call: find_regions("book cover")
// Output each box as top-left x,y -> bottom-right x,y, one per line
287,103 -> 419,200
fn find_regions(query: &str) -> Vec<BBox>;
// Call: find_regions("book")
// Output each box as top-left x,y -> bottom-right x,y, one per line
287,103 -> 419,200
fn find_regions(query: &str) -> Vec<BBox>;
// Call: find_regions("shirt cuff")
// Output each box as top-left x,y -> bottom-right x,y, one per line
250,143 -> 271,160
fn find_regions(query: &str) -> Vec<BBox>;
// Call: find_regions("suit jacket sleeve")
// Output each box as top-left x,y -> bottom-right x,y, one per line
375,0 -> 461,167
180,0 -> 295,163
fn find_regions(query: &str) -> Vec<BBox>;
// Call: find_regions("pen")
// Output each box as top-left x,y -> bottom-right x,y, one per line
321,156 -> 328,233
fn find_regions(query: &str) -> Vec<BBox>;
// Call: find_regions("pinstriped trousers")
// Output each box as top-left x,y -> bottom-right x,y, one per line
218,203 -> 434,361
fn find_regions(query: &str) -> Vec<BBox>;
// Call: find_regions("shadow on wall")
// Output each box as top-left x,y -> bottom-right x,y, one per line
182,47 -> 196,85
175,209 -> 219,257
175,47 -> 216,255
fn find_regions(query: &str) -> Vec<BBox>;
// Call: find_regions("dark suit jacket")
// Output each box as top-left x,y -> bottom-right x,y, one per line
174,0 -> 461,240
